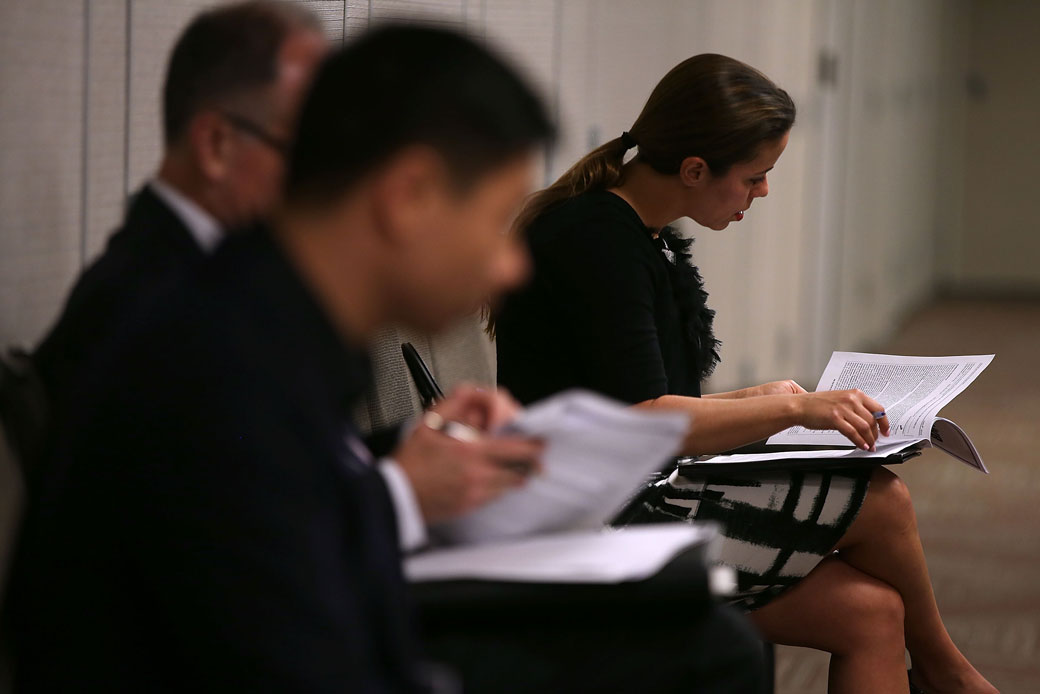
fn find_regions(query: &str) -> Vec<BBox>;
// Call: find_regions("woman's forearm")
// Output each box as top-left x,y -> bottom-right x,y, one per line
703,380 -> 807,401
635,393 -> 799,454
636,387 -> 890,455
702,387 -> 757,400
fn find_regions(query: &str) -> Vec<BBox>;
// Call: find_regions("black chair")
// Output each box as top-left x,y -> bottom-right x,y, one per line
0,347 -> 49,485
0,348 -> 48,694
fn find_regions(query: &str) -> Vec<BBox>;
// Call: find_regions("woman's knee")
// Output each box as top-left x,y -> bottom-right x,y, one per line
837,577 -> 906,653
749,559 -> 906,656
867,467 -> 918,533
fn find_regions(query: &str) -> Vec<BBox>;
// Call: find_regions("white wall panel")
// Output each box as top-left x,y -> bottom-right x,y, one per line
550,0 -> 594,186
83,0 -> 128,261
0,0 -> 85,347
369,0 -> 465,27
345,0 -> 370,39
295,0 -> 345,42
739,0 -> 819,385
125,1 -> 216,195
800,0 -> 856,378
475,0 -> 557,182
477,1 -> 556,111
833,0 -> 949,353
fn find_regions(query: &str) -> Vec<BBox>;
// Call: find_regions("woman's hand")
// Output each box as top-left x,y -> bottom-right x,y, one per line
791,389 -> 890,451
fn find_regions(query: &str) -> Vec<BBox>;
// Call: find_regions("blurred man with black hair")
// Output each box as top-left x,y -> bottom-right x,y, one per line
12,23 -> 763,693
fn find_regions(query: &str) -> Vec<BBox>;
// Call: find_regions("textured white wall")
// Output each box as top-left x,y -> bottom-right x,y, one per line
0,0 -> 975,393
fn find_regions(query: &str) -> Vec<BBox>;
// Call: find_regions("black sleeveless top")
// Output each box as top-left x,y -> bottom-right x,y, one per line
496,190 -> 719,405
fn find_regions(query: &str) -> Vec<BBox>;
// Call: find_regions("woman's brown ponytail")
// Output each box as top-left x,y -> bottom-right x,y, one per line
510,134 -> 631,239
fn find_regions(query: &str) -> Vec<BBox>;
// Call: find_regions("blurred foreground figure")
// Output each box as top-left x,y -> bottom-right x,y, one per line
10,25 -> 762,694
26,0 -> 535,568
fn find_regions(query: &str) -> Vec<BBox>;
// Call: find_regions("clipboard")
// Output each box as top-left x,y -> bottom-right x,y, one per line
675,443 -> 924,475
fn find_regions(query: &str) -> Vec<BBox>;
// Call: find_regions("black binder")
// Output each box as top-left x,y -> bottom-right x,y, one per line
676,443 -> 924,476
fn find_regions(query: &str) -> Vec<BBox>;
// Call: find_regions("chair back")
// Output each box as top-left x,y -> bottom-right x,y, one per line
0,348 -> 49,482
353,314 -> 496,433
0,347 -> 38,692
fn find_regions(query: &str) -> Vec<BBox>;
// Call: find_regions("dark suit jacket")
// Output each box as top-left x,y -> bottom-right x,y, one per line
11,229 -> 425,692
33,186 -> 405,465
33,186 -> 207,408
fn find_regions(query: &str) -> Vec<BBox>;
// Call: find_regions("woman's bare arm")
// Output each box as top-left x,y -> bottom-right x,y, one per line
703,380 -> 807,401
635,389 -> 890,455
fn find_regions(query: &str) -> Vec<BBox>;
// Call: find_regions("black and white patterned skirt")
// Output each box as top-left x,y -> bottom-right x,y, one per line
626,467 -> 872,611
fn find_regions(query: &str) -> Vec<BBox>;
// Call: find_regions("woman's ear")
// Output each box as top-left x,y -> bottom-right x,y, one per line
678,156 -> 710,187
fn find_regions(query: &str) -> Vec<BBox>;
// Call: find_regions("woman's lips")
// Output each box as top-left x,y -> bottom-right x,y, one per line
733,210 -> 745,221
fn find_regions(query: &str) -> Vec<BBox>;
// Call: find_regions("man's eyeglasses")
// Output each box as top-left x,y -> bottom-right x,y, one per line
220,111 -> 289,155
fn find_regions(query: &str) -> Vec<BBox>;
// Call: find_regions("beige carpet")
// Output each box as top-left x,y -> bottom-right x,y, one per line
775,298 -> 1040,693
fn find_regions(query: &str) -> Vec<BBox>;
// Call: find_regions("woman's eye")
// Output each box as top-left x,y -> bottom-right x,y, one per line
749,177 -> 765,185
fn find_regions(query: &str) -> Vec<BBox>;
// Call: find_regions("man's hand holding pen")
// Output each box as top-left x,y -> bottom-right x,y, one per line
393,384 -> 545,523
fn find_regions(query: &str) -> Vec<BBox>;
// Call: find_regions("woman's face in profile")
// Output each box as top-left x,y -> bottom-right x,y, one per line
690,131 -> 790,231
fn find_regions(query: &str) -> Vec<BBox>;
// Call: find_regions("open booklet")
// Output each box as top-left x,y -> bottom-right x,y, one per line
693,352 -> 992,473
408,390 -> 716,585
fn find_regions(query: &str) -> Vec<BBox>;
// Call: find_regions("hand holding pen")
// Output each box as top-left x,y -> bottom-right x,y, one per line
392,385 -> 544,523
793,389 -> 891,451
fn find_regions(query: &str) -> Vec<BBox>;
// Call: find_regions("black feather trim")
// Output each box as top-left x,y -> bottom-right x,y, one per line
655,226 -> 721,381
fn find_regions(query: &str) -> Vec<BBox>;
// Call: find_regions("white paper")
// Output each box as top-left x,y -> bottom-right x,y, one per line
691,439 -> 913,466
692,419 -> 988,474
406,525 -> 716,584
432,390 -> 689,545
768,352 -> 993,446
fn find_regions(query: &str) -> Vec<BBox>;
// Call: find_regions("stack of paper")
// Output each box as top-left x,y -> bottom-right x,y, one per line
406,525 -> 716,584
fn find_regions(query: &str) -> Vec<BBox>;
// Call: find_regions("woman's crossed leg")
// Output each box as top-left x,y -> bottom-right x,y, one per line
749,467 -> 998,694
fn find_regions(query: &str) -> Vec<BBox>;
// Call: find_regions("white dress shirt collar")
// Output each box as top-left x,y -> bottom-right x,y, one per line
149,178 -> 224,253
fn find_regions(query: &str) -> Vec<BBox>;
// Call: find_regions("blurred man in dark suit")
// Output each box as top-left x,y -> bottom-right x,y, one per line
11,21 -> 763,694
27,0 -> 538,564
33,0 -> 327,413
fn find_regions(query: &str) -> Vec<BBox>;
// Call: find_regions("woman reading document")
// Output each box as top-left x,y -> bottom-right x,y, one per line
494,54 -> 995,693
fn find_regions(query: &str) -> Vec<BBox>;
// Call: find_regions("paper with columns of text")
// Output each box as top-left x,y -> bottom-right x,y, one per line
767,352 -> 994,447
